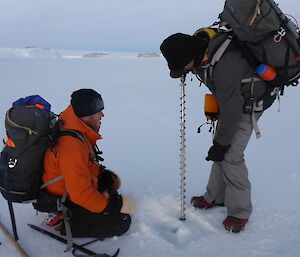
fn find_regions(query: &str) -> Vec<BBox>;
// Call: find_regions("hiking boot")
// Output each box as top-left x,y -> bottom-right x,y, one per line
223,216 -> 248,233
44,212 -> 63,231
191,196 -> 224,209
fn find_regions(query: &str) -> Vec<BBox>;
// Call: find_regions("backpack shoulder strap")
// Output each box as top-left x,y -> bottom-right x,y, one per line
57,129 -> 88,146
209,34 -> 233,79
57,128 -> 98,163
41,129 -> 89,190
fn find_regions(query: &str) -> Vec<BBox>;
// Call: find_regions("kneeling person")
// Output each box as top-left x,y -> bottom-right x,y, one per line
42,89 -> 135,238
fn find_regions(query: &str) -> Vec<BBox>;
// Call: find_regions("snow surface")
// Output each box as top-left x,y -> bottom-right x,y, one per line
0,50 -> 299,257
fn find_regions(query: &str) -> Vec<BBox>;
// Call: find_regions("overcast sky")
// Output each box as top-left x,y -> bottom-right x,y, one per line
0,0 -> 299,52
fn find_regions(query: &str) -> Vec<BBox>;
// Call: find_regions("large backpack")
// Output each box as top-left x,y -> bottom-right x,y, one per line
0,95 -> 57,203
218,0 -> 300,88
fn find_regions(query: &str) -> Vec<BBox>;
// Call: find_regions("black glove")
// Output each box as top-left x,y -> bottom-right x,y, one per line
102,189 -> 122,215
205,140 -> 230,162
98,169 -> 121,193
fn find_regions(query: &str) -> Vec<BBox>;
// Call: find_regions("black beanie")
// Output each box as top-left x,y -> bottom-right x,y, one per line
160,32 -> 209,78
71,89 -> 104,117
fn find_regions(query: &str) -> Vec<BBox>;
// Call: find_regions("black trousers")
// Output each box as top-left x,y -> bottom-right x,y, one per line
62,201 -> 131,238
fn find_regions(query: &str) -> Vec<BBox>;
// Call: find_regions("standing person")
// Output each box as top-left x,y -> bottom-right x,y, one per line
42,88 -> 135,238
160,29 -> 274,233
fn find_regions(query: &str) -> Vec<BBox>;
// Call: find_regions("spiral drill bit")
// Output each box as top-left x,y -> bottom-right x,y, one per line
179,74 -> 186,221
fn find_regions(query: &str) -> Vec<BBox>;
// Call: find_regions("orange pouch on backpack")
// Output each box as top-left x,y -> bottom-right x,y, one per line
204,94 -> 219,121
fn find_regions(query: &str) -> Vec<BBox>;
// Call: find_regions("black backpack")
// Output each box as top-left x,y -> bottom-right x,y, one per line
0,100 -> 57,203
218,0 -> 300,88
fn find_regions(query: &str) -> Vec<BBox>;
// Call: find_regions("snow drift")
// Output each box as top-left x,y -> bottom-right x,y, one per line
0,47 -> 61,59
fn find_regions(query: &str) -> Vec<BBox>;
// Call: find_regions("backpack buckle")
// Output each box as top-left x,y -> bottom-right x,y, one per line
274,27 -> 286,43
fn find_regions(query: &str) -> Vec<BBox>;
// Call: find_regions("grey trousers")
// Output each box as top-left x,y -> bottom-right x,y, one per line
203,112 -> 262,219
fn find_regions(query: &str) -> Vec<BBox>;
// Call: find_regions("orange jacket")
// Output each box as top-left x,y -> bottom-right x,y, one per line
43,105 -> 108,213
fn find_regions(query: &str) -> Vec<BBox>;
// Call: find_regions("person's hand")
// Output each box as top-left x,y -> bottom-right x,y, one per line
98,169 -> 121,192
110,170 -> 121,190
120,195 -> 136,214
205,140 -> 230,162
101,189 -> 122,214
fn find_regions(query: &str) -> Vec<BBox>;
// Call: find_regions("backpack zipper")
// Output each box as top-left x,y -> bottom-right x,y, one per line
249,0 -> 262,26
